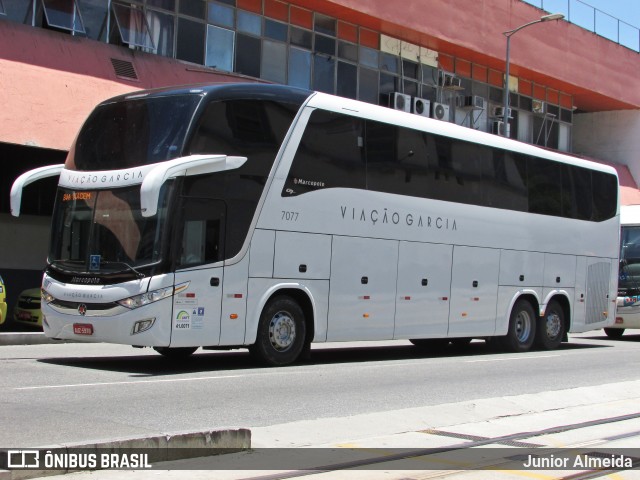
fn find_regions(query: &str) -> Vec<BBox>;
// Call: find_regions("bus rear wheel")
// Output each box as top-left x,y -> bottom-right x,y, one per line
251,296 -> 306,367
536,300 -> 565,350
153,346 -> 198,358
499,299 -> 536,352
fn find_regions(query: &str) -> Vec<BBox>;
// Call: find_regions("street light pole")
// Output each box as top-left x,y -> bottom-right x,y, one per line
502,13 -> 564,138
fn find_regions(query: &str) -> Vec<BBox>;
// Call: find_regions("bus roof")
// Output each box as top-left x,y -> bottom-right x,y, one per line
100,83 -> 313,108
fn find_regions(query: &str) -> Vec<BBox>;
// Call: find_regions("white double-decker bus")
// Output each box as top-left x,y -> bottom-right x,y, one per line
11,83 -> 619,365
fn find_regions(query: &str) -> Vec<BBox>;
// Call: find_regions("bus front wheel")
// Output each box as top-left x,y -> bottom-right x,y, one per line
251,296 -> 306,367
499,299 -> 536,352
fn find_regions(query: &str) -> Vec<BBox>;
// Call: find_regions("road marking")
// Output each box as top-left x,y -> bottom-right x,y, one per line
465,355 -> 560,363
13,354 -> 562,390
14,374 -> 244,390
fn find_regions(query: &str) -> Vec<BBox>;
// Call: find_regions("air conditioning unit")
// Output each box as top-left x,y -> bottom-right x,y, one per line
457,95 -> 485,109
431,102 -> 450,121
492,120 -> 506,135
390,92 -> 411,112
412,97 -> 431,117
473,95 -> 485,109
440,74 -> 462,89
532,100 -> 545,114
494,107 -> 512,118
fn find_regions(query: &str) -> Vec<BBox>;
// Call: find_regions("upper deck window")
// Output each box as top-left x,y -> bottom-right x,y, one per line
70,94 -> 202,171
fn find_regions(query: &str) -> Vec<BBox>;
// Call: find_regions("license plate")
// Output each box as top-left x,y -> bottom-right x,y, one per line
73,323 -> 93,335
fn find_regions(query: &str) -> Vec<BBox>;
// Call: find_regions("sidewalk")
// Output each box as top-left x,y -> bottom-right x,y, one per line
7,379 -> 640,480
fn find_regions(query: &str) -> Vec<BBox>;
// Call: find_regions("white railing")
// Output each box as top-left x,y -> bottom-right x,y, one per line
522,0 -> 639,52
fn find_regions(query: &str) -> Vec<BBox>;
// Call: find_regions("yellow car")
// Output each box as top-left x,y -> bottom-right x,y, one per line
13,288 -> 43,327
0,275 -> 6,325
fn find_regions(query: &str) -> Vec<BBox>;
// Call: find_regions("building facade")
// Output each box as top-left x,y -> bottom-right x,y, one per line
0,0 -> 638,310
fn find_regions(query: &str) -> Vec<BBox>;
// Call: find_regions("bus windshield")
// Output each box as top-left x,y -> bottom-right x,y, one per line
69,94 -> 202,170
620,225 -> 640,297
49,185 -> 173,276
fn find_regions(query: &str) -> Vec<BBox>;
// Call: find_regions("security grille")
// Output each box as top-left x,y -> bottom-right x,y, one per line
586,261 -> 610,324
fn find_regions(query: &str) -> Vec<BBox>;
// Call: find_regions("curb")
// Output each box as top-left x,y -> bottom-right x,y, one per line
0,333 -> 73,346
2,428 -> 251,480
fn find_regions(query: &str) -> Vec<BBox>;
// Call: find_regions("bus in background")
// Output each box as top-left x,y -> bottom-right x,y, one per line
10,83 -> 619,365
614,205 -> 640,338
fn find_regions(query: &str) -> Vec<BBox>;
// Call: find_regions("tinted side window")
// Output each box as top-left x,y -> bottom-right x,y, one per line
528,157 -> 562,216
395,128 -> 432,198
562,165 -> 592,220
283,110 -> 365,196
366,121 -> 400,194
449,139 -> 487,206
483,151 -> 528,212
592,171 -> 618,221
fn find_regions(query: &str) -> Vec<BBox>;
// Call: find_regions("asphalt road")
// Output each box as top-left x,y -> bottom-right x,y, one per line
1,331 -> 640,448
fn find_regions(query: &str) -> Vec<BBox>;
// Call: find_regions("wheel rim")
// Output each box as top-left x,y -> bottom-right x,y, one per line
269,310 -> 296,351
545,311 -> 562,339
515,309 -> 533,343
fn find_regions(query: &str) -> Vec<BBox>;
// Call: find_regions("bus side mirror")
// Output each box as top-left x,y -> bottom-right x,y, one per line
10,164 -> 64,217
140,155 -> 247,217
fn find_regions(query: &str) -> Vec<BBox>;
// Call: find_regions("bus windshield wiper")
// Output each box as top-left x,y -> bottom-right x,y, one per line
99,261 -> 146,279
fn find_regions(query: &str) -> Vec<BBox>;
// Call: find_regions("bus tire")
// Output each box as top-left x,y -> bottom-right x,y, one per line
251,296 -> 306,366
536,300 -> 565,350
604,327 -> 625,339
499,299 -> 536,352
153,346 -> 198,358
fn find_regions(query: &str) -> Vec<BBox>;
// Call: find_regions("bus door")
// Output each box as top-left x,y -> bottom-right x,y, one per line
171,197 -> 226,347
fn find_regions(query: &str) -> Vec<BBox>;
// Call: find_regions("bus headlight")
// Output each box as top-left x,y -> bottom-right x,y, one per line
117,286 -> 174,309
41,288 -> 55,304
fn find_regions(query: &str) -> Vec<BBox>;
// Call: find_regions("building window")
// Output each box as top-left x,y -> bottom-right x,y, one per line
264,18 -> 287,41
205,24 -> 234,71
288,47 -> 311,89
208,1 -> 233,27
313,53 -> 335,93
237,10 -> 261,35
147,9 -> 174,57
111,2 -> 155,49
41,0 -> 86,34
337,61 -> 357,99
176,16 -> 204,63
261,39 -> 286,83
235,33 -> 261,77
